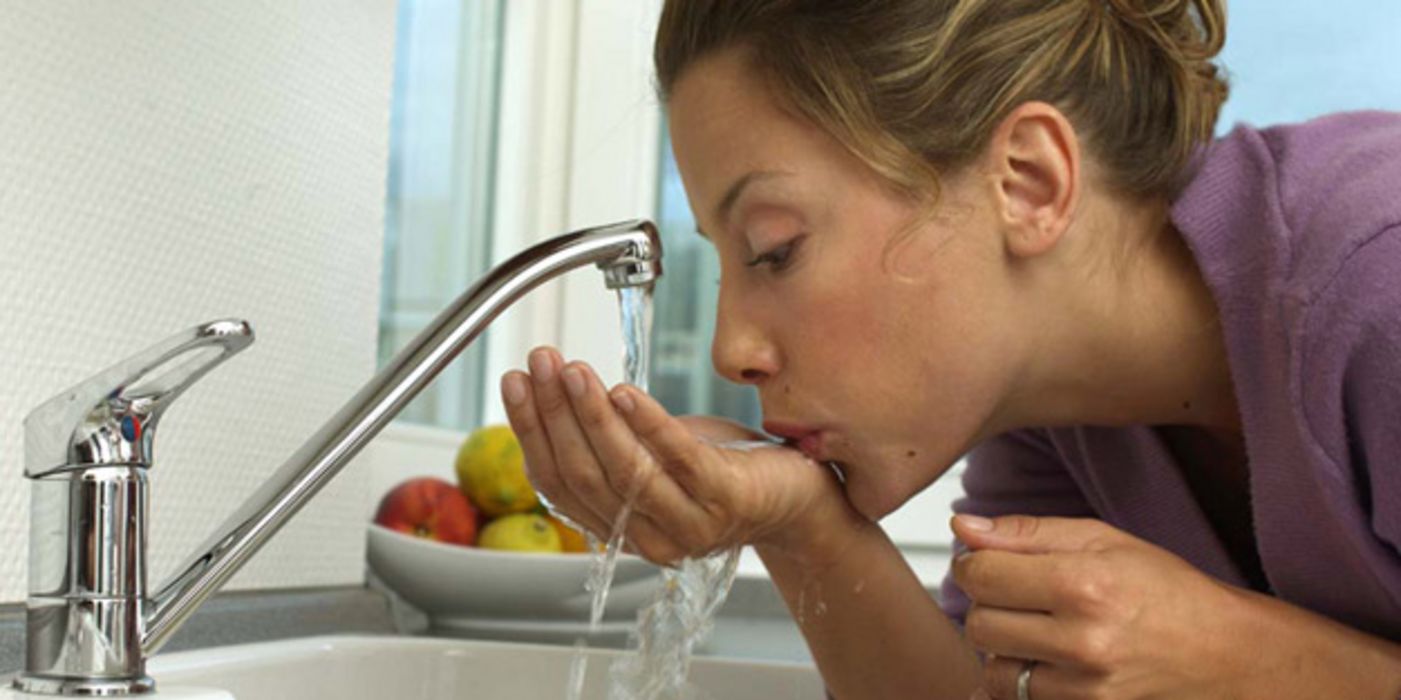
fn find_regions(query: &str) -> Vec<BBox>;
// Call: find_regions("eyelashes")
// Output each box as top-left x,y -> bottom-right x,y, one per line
744,236 -> 804,272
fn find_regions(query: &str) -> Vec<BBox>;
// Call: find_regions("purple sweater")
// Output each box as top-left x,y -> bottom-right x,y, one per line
941,111 -> 1401,641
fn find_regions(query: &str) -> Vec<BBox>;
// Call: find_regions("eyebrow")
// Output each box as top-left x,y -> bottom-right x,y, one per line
695,170 -> 789,240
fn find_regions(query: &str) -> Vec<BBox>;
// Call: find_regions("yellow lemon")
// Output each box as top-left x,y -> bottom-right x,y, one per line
455,424 -> 538,517
478,513 -> 562,553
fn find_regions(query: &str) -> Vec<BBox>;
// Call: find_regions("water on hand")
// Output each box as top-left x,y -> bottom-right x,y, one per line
568,286 -> 755,699
585,285 -> 653,628
604,437 -> 783,698
566,286 -> 655,700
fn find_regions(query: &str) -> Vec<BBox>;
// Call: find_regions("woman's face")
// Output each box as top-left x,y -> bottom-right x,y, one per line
668,49 -> 1025,520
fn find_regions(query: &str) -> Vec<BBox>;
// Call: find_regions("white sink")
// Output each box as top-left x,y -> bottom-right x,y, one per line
11,635 -> 823,699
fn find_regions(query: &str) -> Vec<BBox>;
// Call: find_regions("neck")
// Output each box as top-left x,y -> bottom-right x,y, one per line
1000,194 -> 1241,437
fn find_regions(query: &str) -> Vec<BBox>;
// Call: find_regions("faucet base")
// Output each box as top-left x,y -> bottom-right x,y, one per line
12,674 -> 155,697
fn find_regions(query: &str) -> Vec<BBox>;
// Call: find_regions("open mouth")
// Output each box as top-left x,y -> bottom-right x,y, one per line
763,423 -> 849,482
776,437 -> 848,483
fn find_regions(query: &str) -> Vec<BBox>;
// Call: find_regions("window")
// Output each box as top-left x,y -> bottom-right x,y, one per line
649,124 -> 761,429
378,0 -> 503,430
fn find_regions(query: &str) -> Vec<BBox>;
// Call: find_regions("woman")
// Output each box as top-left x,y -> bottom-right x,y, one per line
500,1 -> 1401,697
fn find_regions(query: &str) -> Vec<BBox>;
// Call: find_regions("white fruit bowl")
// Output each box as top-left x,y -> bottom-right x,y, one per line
366,523 -> 661,627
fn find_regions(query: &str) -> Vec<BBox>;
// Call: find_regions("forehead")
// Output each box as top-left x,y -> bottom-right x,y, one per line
666,50 -> 855,226
668,52 -> 781,176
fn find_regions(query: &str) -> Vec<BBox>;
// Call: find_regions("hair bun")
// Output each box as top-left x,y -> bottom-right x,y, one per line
1100,0 -> 1226,63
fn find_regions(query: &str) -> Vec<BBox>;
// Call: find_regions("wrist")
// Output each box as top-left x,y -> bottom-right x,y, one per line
1226,585 -> 1401,698
753,480 -> 874,576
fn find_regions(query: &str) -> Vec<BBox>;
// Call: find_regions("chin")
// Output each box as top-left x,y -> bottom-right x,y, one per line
841,449 -> 960,522
845,477 -> 902,522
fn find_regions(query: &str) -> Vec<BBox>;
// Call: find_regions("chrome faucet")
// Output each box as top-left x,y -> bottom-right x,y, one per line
13,220 -> 661,696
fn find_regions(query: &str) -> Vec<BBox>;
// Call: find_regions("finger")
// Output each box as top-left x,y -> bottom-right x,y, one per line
560,362 -> 718,547
964,604 -> 1076,665
981,655 -> 1033,700
982,656 -> 1085,700
609,384 -> 712,497
557,364 -> 655,501
500,370 -> 610,537
528,347 -> 627,528
952,514 -> 1120,555
952,550 -> 1064,611
623,510 -> 693,567
559,362 -> 672,501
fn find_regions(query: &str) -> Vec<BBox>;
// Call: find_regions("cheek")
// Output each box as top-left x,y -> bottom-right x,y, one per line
848,273 -> 1011,472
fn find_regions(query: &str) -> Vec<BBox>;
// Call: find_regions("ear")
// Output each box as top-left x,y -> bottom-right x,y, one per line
986,102 -> 1080,259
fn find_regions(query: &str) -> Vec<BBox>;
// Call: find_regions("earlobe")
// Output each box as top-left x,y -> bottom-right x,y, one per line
991,103 -> 1080,259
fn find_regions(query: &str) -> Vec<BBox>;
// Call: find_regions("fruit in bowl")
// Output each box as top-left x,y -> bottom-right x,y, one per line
456,424 -> 537,517
547,514 -> 593,553
366,428 -> 661,627
373,476 -> 479,546
478,513 -> 562,552
372,424 -> 597,554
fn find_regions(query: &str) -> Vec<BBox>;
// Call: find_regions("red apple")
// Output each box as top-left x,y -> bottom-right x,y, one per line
374,477 -> 479,546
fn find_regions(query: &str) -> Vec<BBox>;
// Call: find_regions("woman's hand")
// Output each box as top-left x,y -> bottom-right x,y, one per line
500,346 -> 856,567
951,515 -> 1401,699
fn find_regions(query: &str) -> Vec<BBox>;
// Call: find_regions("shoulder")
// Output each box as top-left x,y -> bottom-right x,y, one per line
1296,222 -> 1401,546
1260,111 -> 1401,294
1170,112 -> 1401,311
1297,223 -> 1401,468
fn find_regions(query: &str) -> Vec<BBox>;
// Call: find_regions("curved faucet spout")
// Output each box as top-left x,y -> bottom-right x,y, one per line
141,219 -> 661,654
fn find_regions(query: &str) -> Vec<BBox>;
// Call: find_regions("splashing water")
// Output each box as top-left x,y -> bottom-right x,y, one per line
565,286 -> 761,699
566,286 -> 654,700
603,439 -> 779,698
596,287 -> 655,619
587,285 -> 653,628
606,549 -> 741,700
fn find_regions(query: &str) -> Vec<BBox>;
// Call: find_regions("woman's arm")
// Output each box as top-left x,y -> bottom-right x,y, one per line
756,510 -> 982,699
1239,585 -> 1401,698
684,414 -> 984,697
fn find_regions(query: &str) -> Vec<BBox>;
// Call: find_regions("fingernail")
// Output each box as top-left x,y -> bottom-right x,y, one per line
502,373 -> 527,406
529,349 -> 554,382
562,366 -> 585,397
956,514 -> 994,532
611,388 -> 635,413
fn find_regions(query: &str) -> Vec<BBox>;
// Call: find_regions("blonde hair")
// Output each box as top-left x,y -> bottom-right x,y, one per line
655,0 -> 1228,201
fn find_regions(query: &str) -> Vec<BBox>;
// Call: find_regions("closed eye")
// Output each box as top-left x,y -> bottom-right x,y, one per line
744,236 -> 803,272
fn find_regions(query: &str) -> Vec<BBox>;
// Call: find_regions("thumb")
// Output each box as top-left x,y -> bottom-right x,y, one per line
950,514 -> 1115,554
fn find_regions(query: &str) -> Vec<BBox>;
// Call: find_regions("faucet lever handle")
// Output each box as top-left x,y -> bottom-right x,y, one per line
23,319 -> 255,477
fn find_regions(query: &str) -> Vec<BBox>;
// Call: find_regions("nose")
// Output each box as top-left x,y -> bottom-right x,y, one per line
711,280 -> 779,386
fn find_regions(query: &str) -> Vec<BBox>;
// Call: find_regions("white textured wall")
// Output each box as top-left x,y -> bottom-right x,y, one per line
0,1 -> 397,602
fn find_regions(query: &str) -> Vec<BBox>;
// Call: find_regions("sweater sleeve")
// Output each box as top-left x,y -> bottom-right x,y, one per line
938,429 -> 1098,625
1301,224 -> 1401,556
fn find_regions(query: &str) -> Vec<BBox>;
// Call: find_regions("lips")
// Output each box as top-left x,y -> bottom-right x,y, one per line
762,420 -> 826,461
